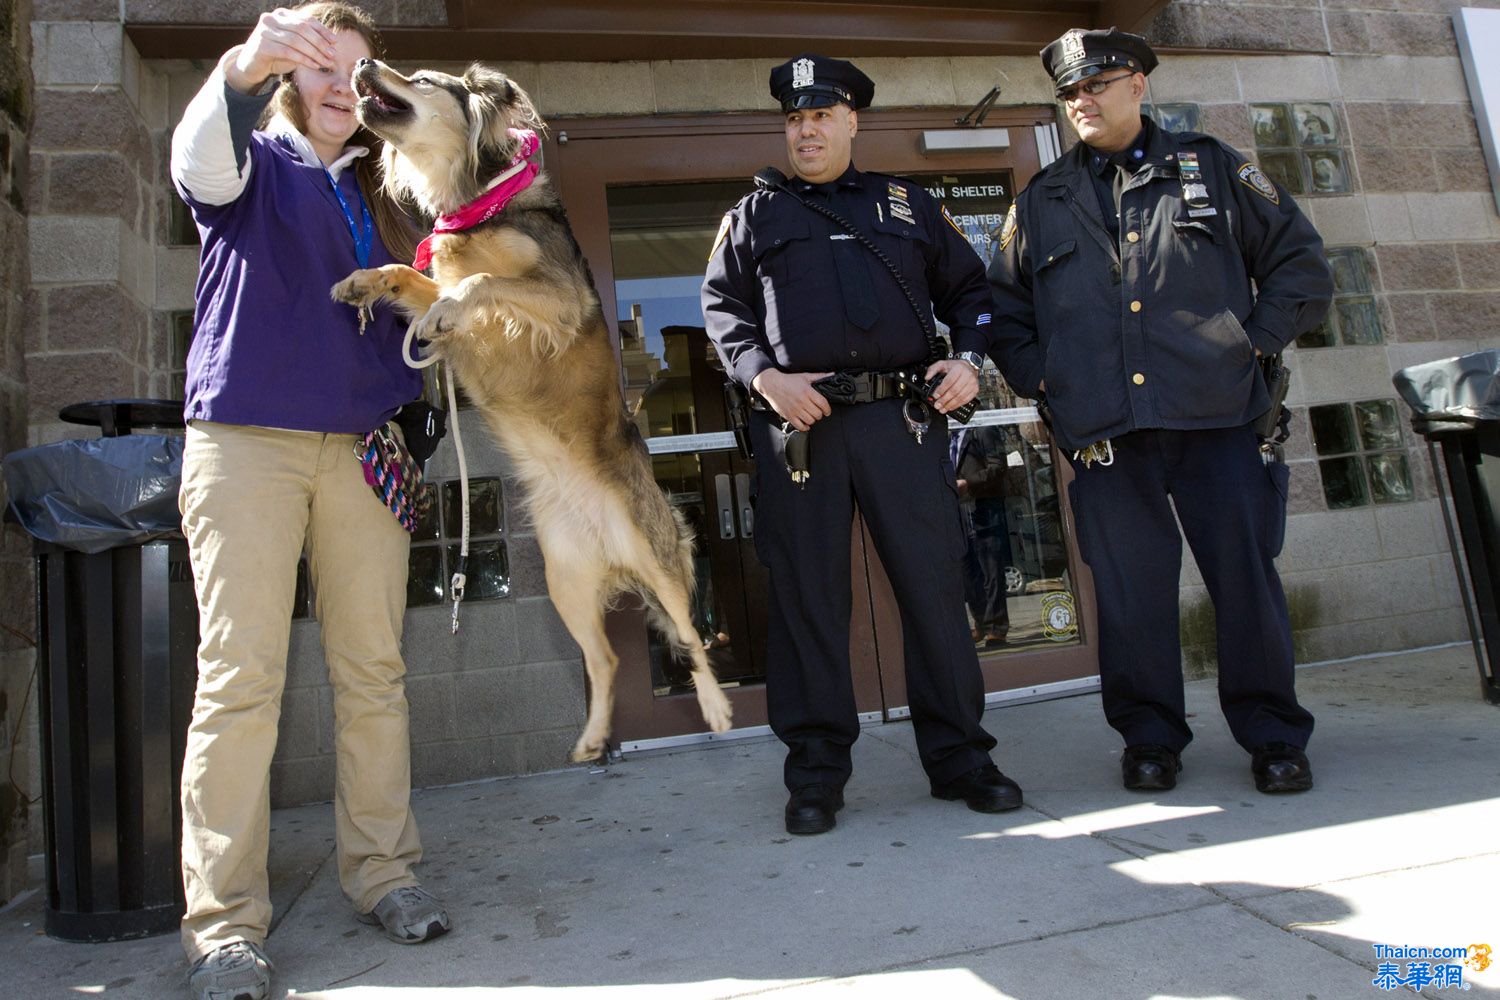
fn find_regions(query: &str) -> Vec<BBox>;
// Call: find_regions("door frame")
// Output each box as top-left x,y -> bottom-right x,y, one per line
546,106 -> 1099,744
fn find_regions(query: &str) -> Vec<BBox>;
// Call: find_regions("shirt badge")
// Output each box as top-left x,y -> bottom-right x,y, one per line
792,58 -> 815,90
888,181 -> 915,224
1236,162 -> 1280,205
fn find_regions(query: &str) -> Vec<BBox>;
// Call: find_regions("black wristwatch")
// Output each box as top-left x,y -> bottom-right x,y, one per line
952,350 -> 986,372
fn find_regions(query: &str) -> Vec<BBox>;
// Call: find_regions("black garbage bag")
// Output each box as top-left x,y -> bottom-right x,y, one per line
3,435 -> 184,553
1392,349 -> 1500,436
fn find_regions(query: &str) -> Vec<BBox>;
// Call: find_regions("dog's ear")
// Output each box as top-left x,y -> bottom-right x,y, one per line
462,63 -> 544,162
463,65 -> 516,157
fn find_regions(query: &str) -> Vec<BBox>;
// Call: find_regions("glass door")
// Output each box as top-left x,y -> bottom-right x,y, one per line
609,181 -> 764,694
547,109 -> 1098,745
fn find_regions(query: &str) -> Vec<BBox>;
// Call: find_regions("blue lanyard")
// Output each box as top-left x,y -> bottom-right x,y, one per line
324,168 -> 374,268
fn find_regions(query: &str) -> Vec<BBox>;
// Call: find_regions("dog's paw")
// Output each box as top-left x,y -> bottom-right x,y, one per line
331,268 -> 387,308
410,295 -> 464,344
570,732 -> 608,764
697,683 -> 733,734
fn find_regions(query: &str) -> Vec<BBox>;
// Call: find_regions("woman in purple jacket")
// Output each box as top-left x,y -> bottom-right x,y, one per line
170,5 -> 448,998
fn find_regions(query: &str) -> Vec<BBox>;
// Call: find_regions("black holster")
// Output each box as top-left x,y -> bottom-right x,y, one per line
724,380 -> 754,459
779,425 -> 810,485
1255,354 -> 1292,448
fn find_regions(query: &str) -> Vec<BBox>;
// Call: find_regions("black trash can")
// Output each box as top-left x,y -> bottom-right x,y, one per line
3,400 -> 199,941
1394,352 -> 1500,706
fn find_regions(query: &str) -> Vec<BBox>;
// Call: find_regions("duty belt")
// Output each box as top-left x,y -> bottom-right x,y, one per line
747,370 -> 908,410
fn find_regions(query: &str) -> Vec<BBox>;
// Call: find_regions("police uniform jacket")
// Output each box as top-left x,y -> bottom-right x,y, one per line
703,164 -> 993,388
987,118 -> 1333,451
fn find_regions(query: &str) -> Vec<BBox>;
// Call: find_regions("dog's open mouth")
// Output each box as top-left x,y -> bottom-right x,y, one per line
353,71 -> 411,118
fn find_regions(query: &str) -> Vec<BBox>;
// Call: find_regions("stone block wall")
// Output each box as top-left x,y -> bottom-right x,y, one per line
26,20 -> 160,444
0,0 -> 34,907
1143,2 -> 1500,665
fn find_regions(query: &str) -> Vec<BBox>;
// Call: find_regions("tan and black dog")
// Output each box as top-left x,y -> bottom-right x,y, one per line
332,59 -> 732,761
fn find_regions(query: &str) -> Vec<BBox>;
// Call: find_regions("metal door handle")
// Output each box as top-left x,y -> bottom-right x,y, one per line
734,472 -> 754,537
714,474 -> 736,539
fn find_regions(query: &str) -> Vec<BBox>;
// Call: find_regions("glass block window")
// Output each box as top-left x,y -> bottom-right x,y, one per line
1143,102 -> 1200,134
1309,400 -> 1415,508
168,192 -> 200,246
408,476 -> 509,607
168,310 -> 193,399
1296,247 -> 1383,348
1248,102 -> 1349,195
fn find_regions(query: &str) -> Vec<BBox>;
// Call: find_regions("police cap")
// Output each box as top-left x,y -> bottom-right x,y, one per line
1041,27 -> 1158,93
769,54 -> 874,112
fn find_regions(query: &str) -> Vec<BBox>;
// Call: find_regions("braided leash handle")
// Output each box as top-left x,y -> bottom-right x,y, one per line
357,425 -> 434,533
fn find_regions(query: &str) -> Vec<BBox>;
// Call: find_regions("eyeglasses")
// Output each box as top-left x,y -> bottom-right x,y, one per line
1056,73 -> 1135,103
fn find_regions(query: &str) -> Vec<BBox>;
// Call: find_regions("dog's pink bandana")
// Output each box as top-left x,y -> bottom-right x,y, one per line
412,129 -> 541,271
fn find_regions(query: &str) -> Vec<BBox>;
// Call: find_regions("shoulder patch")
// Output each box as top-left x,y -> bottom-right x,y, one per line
998,204 -> 1018,253
1236,162 -> 1280,205
708,211 -> 733,262
941,204 -> 967,239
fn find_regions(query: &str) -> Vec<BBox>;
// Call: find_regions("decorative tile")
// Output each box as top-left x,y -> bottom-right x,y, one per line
1250,103 -> 1294,148
1319,455 -> 1368,508
1367,452 -> 1414,504
1310,403 -> 1359,455
1293,102 -> 1339,145
407,544 -> 445,607
1354,399 -> 1403,450
1305,149 -> 1349,193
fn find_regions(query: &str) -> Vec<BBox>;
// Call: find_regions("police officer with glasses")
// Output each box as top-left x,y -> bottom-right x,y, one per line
987,28 -> 1333,795
703,54 -> 1023,836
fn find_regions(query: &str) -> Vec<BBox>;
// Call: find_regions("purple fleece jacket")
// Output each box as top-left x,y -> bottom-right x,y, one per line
180,130 -> 421,433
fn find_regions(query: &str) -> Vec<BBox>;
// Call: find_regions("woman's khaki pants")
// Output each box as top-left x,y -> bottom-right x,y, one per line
178,422 -> 421,961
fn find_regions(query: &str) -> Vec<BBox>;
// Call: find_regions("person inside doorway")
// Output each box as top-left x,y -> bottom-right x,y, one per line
952,422 -> 1014,647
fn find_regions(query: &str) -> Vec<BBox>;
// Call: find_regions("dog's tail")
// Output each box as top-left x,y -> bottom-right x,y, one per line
617,421 -> 705,656
636,504 -> 700,650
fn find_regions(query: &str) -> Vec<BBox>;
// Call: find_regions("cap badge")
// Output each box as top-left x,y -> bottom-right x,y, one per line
1061,30 -> 1086,63
792,57 -> 815,90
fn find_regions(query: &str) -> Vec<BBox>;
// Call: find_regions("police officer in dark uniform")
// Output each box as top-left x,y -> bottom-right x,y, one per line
702,54 -> 1023,835
987,29 -> 1333,795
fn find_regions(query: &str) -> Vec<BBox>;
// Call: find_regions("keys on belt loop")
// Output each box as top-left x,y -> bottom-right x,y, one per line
1073,439 -> 1115,468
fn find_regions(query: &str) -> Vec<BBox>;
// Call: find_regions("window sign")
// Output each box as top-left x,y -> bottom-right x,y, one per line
909,170 -> 1016,267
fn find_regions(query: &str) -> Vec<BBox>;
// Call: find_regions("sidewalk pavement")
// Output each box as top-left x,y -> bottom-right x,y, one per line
3,643 -> 1498,999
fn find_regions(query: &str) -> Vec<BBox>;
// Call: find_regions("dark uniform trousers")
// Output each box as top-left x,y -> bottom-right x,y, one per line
749,399 -> 998,793
1067,423 -> 1314,753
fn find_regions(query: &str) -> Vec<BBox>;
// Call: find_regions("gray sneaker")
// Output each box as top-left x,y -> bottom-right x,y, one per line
187,940 -> 271,1000
357,885 -> 452,944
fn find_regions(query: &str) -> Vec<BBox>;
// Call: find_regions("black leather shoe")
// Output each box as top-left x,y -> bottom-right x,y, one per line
1252,743 -> 1313,793
931,764 -> 1023,813
1121,744 -> 1182,791
785,785 -> 844,835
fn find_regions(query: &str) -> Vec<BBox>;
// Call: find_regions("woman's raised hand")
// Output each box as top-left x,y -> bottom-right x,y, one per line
225,7 -> 341,93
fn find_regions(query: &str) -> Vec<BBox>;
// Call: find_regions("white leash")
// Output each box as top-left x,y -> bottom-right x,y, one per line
403,325 -> 470,632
